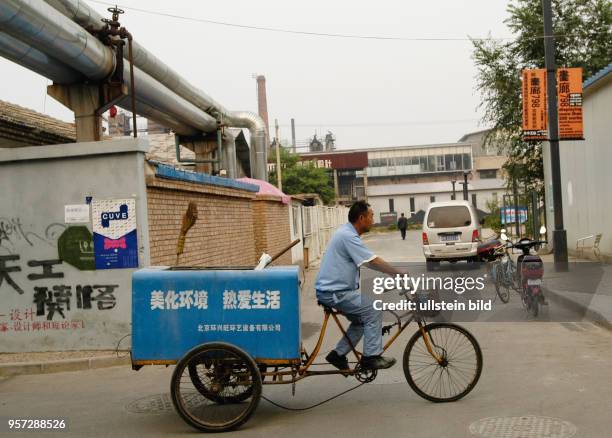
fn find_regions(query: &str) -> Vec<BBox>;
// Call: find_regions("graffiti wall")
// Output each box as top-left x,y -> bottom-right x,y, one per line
0,138 -> 150,352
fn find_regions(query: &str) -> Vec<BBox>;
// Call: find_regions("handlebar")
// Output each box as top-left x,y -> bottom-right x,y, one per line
506,239 -> 548,248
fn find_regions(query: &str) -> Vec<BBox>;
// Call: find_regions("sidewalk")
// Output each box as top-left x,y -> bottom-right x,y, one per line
0,350 -> 131,377
539,253 -> 612,328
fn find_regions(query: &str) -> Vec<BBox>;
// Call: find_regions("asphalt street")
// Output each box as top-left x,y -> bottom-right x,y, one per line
1,230 -> 611,438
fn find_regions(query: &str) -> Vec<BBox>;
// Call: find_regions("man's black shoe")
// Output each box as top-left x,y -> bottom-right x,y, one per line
360,355 -> 396,370
326,350 -> 349,370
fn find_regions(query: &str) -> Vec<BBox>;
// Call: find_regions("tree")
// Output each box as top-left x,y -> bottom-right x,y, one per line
269,147 -> 336,204
484,199 -> 503,234
472,0 -> 611,192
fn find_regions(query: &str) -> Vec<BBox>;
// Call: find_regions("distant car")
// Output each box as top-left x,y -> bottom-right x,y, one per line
422,200 -> 482,270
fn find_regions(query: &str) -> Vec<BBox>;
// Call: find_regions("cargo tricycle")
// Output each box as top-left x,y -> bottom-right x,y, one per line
131,265 -> 482,432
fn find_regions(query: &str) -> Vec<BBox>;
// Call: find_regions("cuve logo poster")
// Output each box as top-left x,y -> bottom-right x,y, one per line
91,199 -> 139,269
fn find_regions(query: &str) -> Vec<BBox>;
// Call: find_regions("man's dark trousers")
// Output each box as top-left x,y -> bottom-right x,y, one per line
400,228 -> 406,240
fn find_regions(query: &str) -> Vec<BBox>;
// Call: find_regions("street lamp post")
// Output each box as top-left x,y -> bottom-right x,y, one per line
461,171 -> 470,201
542,0 -> 568,268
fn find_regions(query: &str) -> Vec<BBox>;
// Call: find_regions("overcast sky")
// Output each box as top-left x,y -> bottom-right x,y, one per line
0,0 -> 513,150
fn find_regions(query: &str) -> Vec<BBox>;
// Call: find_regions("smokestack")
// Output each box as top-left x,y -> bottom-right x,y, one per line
256,75 -> 270,141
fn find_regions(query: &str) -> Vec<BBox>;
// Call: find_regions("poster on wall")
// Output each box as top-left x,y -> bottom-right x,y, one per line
91,198 -> 139,269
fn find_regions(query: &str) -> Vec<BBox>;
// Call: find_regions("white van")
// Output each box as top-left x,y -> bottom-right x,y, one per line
422,200 -> 482,269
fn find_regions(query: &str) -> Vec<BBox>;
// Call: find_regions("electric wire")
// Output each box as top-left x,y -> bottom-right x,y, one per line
261,381 -> 367,411
115,333 -> 131,358
88,0 -> 610,43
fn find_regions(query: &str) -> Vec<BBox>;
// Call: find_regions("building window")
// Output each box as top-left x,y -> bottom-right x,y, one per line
410,197 -> 415,213
430,196 -> 436,203
492,192 -> 498,201
479,169 -> 497,179
389,198 -> 395,212
472,194 -> 477,208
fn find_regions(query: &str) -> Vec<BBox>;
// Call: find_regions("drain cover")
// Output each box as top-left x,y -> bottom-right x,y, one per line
469,416 -> 577,438
126,393 -> 174,414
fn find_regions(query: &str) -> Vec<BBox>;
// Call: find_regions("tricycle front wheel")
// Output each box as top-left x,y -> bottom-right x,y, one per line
171,342 -> 262,433
403,323 -> 482,403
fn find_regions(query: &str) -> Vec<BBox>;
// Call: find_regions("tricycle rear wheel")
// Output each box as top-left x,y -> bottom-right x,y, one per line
188,359 -> 253,403
171,342 -> 262,433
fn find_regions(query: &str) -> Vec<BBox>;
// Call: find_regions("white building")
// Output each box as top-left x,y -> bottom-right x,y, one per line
363,138 -> 507,223
542,62 -> 612,260
368,178 -> 505,221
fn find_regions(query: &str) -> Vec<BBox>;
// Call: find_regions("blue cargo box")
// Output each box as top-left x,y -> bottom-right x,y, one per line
132,266 -> 301,364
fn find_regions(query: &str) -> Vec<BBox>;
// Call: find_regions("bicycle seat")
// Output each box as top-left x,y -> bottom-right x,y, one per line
317,301 -> 342,314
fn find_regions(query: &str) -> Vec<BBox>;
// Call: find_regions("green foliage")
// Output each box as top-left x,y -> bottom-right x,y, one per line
484,199 -> 502,234
472,0 -> 612,192
268,147 -> 336,204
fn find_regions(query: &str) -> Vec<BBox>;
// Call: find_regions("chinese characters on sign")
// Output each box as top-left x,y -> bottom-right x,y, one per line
222,290 -> 281,309
522,69 -> 548,141
0,255 -> 118,325
149,289 -> 281,310
522,67 -> 584,142
150,290 -> 209,310
198,323 -> 282,333
557,67 -> 584,140
0,307 -> 85,333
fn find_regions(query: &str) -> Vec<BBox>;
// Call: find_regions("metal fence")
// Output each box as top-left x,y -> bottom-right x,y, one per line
300,205 -> 348,262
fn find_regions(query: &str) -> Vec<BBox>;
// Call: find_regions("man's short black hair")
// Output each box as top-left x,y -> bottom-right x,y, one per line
348,201 -> 371,223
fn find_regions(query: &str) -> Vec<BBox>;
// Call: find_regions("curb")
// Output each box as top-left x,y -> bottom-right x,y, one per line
0,354 -> 131,378
544,286 -> 612,332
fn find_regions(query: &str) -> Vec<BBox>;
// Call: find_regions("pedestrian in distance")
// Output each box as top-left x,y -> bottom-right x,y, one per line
398,212 -> 408,240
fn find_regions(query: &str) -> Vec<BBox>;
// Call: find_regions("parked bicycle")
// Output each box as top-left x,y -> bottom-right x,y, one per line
477,231 -> 518,303
477,227 -> 548,315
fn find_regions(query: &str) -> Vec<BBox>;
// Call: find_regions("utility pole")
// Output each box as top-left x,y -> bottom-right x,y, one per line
291,118 -> 296,153
513,178 -> 521,238
274,119 -> 282,191
542,0 -> 568,268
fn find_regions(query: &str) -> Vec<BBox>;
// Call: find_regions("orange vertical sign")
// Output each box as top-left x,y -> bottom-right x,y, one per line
522,69 -> 548,141
557,67 -> 584,140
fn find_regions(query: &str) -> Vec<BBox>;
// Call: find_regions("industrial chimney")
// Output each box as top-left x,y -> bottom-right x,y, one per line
256,75 -> 270,142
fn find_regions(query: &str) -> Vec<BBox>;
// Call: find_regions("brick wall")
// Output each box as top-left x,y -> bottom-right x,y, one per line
253,196 -> 292,266
146,174 -> 292,267
147,175 -> 257,267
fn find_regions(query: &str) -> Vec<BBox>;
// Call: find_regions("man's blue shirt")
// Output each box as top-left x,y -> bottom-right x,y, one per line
315,223 -> 376,292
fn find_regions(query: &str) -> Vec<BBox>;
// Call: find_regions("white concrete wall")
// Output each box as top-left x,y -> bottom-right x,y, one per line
0,139 -> 150,352
288,201 -> 304,265
543,77 -> 612,256
369,189 -> 502,223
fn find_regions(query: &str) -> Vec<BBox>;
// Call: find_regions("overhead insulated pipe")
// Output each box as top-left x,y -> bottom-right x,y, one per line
0,0 -> 218,133
0,32 -> 196,135
45,0 -> 269,180
0,32 -> 83,84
